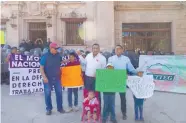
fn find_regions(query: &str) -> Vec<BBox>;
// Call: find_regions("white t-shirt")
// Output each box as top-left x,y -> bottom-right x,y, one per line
85,53 -> 106,77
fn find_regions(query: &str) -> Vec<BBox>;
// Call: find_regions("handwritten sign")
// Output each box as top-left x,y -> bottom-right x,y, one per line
96,69 -> 127,92
127,75 -> 155,99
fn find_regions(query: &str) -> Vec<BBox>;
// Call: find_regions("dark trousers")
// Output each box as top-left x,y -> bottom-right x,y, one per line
43,81 -> 63,111
119,93 -> 126,116
85,75 -> 101,109
102,93 -> 116,121
133,96 -> 144,119
68,88 -> 78,107
80,72 -> 85,90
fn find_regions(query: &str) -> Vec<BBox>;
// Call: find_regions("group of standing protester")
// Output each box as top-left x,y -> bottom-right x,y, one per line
19,38 -> 52,51
40,42 -> 144,123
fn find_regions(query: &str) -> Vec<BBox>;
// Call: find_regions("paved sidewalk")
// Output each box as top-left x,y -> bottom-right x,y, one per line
1,85 -> 186,123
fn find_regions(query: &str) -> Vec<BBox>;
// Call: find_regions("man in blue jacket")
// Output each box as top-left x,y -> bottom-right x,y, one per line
40,42 -> 65,115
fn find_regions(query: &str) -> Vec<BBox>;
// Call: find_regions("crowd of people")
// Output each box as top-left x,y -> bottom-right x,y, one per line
19,38 -> 51,51
1,40 -> 175,123
39,42 -> 144,123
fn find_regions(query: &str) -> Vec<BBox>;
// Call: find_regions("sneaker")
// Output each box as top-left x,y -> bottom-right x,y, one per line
111,120 -> 118,123
46,110 -> 52,115
102,120 -> 106,123
58,109 -> 66,114
73,106 -> 79,112
122,115 -> 127,120
135,117 -> 139,121
139,117 -> 144,121
66,107 -> 73,113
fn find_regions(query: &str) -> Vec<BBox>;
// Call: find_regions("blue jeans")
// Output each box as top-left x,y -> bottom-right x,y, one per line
43,81 -> 63,111
102,93 -> 116,121
68,88 -> 78,107
133,95 -> 144,119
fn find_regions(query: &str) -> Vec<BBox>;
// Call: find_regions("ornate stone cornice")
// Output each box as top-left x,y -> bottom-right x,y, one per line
58,1 -> 85,4
1,18 -> 9,24
115,4 -> 183,11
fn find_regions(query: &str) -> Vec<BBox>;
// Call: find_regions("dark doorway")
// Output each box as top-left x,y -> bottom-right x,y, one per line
122,23 -> 171,52
29,22 -> 47,43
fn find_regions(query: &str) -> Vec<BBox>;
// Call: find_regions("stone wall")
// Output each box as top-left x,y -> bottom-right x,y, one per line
1,1 -> 185,54
114,1 -> 186,54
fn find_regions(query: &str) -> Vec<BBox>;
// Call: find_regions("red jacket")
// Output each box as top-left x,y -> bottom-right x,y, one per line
83,97 -> 99,114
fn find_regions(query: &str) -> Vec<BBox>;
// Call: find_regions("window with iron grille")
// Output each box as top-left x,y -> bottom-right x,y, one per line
65,21 -> 84,45
122,23 -> 171,52
28,22 -> 47,42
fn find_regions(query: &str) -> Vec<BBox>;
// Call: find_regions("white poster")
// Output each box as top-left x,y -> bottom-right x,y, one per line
10,68 -> 43,95
9,54 -> 44,95
127,75 -> 155,99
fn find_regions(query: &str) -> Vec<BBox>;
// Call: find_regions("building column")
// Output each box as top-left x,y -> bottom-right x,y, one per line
6,4 -> 20,47
47,14 -> 57,42
95,1 -> 115,51
45,3 -> 57,43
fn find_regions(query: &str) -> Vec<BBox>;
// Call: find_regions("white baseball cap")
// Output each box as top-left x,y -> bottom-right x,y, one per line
106,63 -> 113,67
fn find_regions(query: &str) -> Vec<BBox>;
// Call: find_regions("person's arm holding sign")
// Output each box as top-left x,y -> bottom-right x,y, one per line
40,55 -> 48,83
101,57 -> 107,69
126,59 -> 143,77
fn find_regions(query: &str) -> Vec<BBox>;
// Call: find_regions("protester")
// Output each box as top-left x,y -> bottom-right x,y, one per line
102,63 -> 117,123
83,91 -> 100,122
19,47 -> 25,55
19,39 -> 27,48
35,38 -> 44,50
85,43 -> 106,108
108,45 -> 142,120
65,52 -> 81,112
25,39 -> 33,51
45,38 -> 52,48
40,42 -> 65,115
6,47 -> 18,63
76,49 -> 86,77
133,95 -> 145,121
82,52 -> 86,59
76,49 -> 86,90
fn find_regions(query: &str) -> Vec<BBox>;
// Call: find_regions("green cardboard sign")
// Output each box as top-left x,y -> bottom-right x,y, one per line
95,69 -> 127,92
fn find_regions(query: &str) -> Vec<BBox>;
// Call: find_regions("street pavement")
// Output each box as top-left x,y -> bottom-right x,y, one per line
1,85 -> 186,123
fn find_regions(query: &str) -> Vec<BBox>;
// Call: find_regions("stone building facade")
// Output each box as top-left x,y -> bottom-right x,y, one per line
1,1 -> 186,54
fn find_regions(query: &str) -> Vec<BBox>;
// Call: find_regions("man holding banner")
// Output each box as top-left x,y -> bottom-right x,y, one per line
85,43 -> 106,106
40,42 -> 65,115
108,45 -> 139,120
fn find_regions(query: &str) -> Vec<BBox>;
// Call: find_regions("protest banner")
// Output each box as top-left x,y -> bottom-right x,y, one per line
127,75 -> 155,99
9,54 -> 43,95
95,69 -> 127,92
139,55 -> 186,94
61,65 -> 83,88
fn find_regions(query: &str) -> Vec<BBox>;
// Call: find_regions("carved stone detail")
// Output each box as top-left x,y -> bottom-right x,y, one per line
60,11 -> 86,18
27,2 -> 41,16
